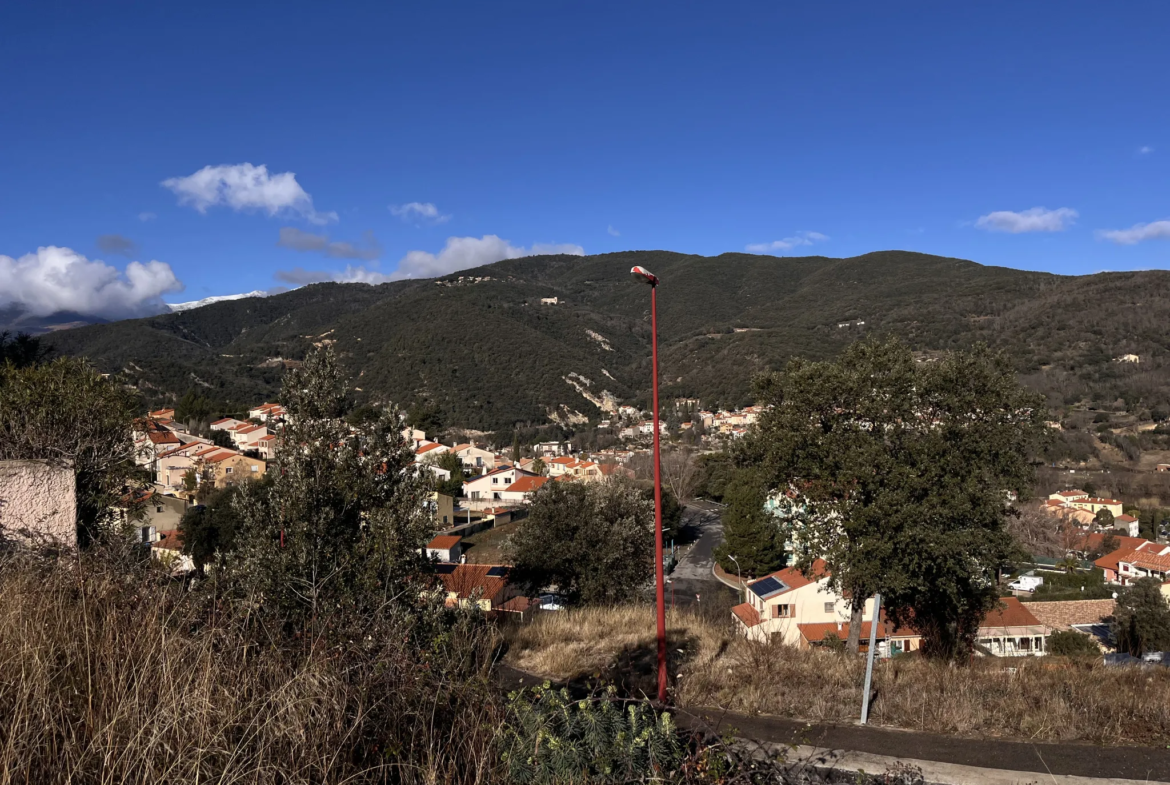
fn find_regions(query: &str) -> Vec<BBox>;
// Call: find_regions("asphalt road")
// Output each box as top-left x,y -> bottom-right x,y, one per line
667,500 -> 733,608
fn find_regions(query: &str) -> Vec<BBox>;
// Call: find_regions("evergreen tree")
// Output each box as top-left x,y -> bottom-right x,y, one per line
508,479 -> 653,606
739,338 -> 1045,657
714,470 -> 785,577
1112,577 -> 1170,656
216,347 -> 433,633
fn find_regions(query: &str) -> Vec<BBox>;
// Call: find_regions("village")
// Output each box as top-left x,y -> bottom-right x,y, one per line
126,394 -> 1170,665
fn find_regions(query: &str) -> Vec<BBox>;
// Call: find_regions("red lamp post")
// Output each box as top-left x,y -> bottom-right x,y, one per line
630,264 -> 667,702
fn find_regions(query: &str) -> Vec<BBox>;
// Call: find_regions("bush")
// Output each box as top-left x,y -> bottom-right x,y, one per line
1048,630 -> 1101,658
499,684 -> 683,784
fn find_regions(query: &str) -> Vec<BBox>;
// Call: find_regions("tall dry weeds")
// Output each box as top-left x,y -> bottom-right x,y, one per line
0,552 -> 504,784
507,604 -> 1170,746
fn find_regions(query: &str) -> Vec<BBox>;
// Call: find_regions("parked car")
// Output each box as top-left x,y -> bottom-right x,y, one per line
1008,575 -> 1044,593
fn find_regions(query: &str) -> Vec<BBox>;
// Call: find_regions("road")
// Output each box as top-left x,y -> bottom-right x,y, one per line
667,500 -> 733,608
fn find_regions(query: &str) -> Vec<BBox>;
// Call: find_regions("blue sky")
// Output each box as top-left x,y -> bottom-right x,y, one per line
1,1 -> 1167,317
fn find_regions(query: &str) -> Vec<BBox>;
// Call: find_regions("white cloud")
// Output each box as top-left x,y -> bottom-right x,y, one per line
607,225 -> 621,237
974,207 -> 1077,233
389,202 -> 451,224
745,231 -> 829,254
138,212 -> 156,222
274,235 -> 585,285
276,227 -> 381,260
162,163 -> 337,225
0,246 -> 182,319
1140,146 -> 1154,155
1097,220 -> 1170,245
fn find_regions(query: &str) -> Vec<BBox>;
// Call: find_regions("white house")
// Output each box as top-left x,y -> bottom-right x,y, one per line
453,443 -> 496,473
462,466 -> 538,502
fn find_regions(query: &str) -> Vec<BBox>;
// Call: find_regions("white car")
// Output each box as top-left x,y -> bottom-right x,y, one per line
1008,575 -> 1044,593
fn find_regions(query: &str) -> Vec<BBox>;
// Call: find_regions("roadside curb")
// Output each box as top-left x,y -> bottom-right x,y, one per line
712,562 -> 746,592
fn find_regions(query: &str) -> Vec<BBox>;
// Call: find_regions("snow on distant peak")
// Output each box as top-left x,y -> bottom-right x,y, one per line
168,290 -> 268,313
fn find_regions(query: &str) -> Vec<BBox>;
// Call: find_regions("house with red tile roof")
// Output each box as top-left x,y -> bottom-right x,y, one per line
426,534 -> 463,563
414,441 -> 450,462
210,417 -> 244,431
730,560 -> 894,648
1093,538 -> 1162,583
435,564 -> 520,612
976,597 -> 1049,657
462,466 -> 538,504
499,475 -> 550,503
198,451 -> 266,489
151,529 -> 195,575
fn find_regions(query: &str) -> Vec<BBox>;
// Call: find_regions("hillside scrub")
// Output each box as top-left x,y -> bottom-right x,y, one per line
506,605 -> 1170,746
0,552 -> 504,785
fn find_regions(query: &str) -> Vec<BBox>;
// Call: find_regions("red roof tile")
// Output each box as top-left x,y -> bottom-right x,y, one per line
732,602 -> 761,628
439,564 -> 510,600
427,535 -> 462,550
980,597 -> 1044,630
505,476 -> 549,493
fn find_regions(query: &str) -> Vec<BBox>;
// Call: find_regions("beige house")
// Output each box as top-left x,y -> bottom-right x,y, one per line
453,443 -> 496,473
1068,497 -> 1124,518
731,560 -> 882,646
429,492 -> 455,527
200,452 -> 266,488
976,598 -> 1049,657
436,564 -> 520,612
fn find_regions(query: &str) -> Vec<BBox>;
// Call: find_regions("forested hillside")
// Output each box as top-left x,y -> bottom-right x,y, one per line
43,250 -> 1170,430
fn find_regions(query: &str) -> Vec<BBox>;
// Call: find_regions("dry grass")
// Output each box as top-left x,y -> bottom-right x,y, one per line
506,604 -> 1170,746
0,553 -> 503,784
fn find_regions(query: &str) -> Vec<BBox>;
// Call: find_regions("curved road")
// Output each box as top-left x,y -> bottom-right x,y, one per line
668,500 -> 735,608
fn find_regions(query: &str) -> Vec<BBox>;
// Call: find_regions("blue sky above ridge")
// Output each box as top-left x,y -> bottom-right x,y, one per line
0,1 -> 1167,318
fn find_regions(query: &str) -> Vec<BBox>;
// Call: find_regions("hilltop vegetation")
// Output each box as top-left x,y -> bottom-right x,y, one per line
42,250 -> 1170,431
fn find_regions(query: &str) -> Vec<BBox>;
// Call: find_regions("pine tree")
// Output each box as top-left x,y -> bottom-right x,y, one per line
714,470 -> 785,577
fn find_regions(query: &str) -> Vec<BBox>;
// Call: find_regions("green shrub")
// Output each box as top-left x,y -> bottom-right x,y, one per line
499,684 -> 683,784
1048,630 -> 1101,658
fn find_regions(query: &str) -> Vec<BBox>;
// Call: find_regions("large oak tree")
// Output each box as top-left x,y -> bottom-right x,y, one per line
739,338 -> 1045,658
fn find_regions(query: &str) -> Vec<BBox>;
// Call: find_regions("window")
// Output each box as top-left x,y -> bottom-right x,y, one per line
492,477 -> 498,484
773,604 -> 789,619
225,467 -> 233,474
824,602 -> 834,613
251,465 -> 258,472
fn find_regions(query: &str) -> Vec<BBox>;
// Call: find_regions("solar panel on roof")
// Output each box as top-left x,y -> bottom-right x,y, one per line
486,566 -> 508,577
435,563 -> 457,574
748,576 -> 787,598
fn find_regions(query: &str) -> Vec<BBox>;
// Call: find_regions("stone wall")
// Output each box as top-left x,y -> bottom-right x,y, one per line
0,459 -> 77,549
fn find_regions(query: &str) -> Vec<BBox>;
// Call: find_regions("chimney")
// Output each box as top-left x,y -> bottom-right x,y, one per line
836,621 -> 842,632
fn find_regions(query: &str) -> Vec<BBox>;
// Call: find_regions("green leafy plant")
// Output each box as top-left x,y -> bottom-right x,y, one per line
499,684 -> 683,784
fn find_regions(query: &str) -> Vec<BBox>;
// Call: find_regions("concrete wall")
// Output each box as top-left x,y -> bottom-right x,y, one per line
0,459 -> 77,549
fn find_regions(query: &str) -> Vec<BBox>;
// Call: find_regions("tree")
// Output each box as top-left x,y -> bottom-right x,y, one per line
179,480 -> 269,572
713,470 -> 785,577
175,390 -> 213,426
0,356 -> 141,545
1094,508 -> 1115,530
425,450 -> 465,498
693,452 -> 734,502
507,479 -> 653,606
512,433 -> 521,463
406,398 -> 442,436
214,347 -> 432,632
1047,629 -> 1101,658
661,447 -> 699,502
0,331 -> 50,368
738,338 -> 1046,657
209,429 -> 235,449
532,457 -> 547,476
1112,578 -> 1170,657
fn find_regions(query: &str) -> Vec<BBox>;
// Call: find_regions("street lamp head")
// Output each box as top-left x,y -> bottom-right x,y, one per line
630,265 -> 659,287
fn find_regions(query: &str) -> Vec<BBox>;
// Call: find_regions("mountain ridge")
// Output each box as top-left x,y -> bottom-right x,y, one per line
41,250 -> 1170,431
